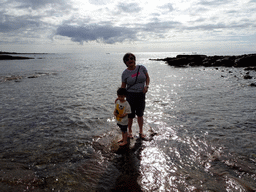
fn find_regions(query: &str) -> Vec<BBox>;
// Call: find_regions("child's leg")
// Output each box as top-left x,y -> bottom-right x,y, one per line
117,124 -> 124,143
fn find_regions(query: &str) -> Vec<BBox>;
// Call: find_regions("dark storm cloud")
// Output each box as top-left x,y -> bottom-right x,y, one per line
56,24 -> 138,44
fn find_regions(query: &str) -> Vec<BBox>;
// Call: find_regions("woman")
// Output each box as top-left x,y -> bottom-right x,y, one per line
121,53 -> 150,138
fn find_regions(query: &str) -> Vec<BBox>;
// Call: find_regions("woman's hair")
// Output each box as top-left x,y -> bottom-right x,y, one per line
117,87 -> 127,96
123,53 -> 136,64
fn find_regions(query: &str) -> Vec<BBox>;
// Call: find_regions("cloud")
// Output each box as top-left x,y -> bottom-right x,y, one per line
56,24 -> 138,44
159,3 -> 174,12
88,0 -> 111,5
0,13 -> 42,33
198,0 -> 231,6
142,19 -> 181,33
116,2 -> 142,13
0,0 -> 256,53
55,14 -> 184,44
10,0 -> 71,9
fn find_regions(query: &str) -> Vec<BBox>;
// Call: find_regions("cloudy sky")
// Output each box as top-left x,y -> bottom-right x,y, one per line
1,0 -> 256,54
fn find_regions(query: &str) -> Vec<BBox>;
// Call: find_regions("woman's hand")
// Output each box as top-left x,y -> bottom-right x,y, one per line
143,86 -> 149,93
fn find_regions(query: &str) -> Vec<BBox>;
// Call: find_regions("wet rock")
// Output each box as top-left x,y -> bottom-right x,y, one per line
244,67 -> 256,71
213,56 -> 235,67
4,76 -> 22,82
249,83 -> 256,87
243,74 -> 252,79
235,54 -> 256,67
27,75 -> 38,78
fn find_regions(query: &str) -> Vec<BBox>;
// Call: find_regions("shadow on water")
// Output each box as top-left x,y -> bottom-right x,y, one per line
110,138 -> 143,192
92,127 -> 156,192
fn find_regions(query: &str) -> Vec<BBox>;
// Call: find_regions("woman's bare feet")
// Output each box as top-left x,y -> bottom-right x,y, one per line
117,139 -> 123,143
119,142 -> 128,146
128,132 -> 133,138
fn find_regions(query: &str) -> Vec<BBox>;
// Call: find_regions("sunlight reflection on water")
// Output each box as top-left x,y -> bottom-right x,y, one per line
1,53 -> 256,191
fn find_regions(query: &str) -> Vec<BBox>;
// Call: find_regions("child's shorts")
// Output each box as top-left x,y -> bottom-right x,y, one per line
117,124 -> 128,133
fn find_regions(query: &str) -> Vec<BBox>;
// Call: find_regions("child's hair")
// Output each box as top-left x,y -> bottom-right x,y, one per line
117,88 -> 127,96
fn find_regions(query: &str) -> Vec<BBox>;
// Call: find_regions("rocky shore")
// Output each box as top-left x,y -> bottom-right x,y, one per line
0,54 -> 34,60
0,51 -> 45,60
150,53 -> 256,87
150,53 -> 256,70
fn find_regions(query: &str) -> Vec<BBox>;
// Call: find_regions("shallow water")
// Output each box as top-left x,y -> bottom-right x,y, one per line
0,52 -> 256,191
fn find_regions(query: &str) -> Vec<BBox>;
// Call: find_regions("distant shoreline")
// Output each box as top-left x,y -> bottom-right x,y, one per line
0,51 -> 48,55
0,51 -> 47,60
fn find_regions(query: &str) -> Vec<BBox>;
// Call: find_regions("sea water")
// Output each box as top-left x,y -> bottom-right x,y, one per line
0,52 -> 255,191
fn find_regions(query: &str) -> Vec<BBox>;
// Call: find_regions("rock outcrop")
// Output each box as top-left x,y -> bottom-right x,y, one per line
0,54 -> 33,60
150,54 -> 256,68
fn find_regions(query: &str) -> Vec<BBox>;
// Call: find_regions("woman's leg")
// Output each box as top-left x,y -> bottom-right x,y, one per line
128,118 -> 133,137
138,116 -> 145,138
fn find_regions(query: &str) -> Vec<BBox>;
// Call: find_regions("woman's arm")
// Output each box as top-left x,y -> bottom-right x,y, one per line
143,72 -> 150,93
121,82 -> 126,88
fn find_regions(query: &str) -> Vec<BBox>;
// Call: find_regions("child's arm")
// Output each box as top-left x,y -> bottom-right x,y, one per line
114,103 -> 118,116
113,110 -> 118,116
119,113 -> 128,118
119,102 -> 131,118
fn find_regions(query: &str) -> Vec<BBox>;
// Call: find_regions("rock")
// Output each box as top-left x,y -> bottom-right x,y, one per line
151,53 -> 256,68
213,56 -> 235,67
244,74 -> 252,79
4,76 -> 22,81
27,75 -> 38,78
235,54 -> 256,67
249,83 -> 256,87
244,67 -> 256,71
164,57 -> 189,67
0,55 -> 33,60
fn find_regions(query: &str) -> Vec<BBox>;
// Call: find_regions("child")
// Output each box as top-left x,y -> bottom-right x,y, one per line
114,88 -> 131,146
